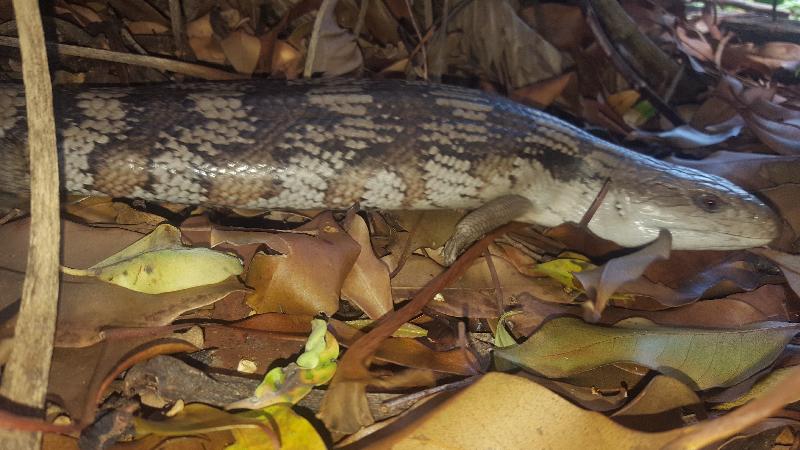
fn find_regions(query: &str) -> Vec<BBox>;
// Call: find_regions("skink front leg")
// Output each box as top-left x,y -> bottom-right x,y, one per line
442,195 -> 534,265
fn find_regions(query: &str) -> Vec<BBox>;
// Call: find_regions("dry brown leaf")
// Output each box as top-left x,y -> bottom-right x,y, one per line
392,254 -> 574,318
381,210 -> 462,272
56,2 -> 103,25
341,213 -> 393,318
511,284 -> 792,336
750,42 -> 800,71
49,337 -> 197,423
220,30 -> 262,75
750,248 -> 800,297
126,20 -> 170,35
620,253 -> 774,308
511,72 -> 575,108
232,314 -> 476,375
426,0 -> 569,90
576,230 -> 671,321
611,376 -> 704,432
336,0 -> 400,44
521,3 -> 586,51
675,26 -> 714,62
186,13 -> 226,65
0,218 -> 146,274
515,372 -> 628,412
64,198 -> 165,229
245,212 -> 360,315
54,274 -> 246,347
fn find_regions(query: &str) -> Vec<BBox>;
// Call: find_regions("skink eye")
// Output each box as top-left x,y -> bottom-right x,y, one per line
694,193 -> 723,212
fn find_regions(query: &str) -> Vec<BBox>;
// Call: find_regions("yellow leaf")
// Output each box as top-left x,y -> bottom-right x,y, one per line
63,224 -> 242,294
608,89 -> 641,116
228,405 -> 324,450
534,257 -> 594,290
345,320 -> 427,338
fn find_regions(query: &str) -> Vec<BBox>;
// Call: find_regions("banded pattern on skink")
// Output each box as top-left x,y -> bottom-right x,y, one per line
0,78 -> 779,250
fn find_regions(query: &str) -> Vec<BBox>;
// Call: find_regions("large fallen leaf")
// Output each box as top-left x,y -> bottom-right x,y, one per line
496,317 -> 799,389
245,212 -> 360,315
360,367 -> 800,449
341,212 -> 392,318
62,224 -> 243,294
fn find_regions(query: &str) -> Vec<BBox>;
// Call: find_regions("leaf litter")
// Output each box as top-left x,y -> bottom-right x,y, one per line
1,0 -> 800,449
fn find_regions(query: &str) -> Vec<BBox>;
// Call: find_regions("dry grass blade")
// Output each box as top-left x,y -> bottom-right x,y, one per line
0,36 -> 246,81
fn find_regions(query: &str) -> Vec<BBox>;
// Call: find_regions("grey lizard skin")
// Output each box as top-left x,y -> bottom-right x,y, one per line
0,78 -> 779,251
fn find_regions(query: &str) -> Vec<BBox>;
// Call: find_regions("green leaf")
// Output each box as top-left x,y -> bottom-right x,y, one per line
226,319 -> 339,410
496,317 -> 799,389
297,318 -> 330,369
494,310 -> 521,348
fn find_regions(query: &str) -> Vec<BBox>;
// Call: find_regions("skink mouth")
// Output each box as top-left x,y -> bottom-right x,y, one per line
673,226 -> 778,250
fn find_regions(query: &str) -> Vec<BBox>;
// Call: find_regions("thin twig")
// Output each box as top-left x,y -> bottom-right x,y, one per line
0,36 -> 246,81
380,375 -> 478,412
334,222 -> 527,383
578,178 -> 611,229
404,0 -> 428,79
0,2 -> 61,449
483,249 -> 504,313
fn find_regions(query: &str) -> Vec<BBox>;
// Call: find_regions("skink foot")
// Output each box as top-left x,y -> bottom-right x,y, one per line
442,195 -> 533,265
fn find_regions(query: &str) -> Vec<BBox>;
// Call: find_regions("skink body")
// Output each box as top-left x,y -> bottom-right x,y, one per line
0,78 -> 778,249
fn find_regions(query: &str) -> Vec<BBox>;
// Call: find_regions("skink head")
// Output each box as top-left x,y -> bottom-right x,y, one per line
587,157 -> 779,250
